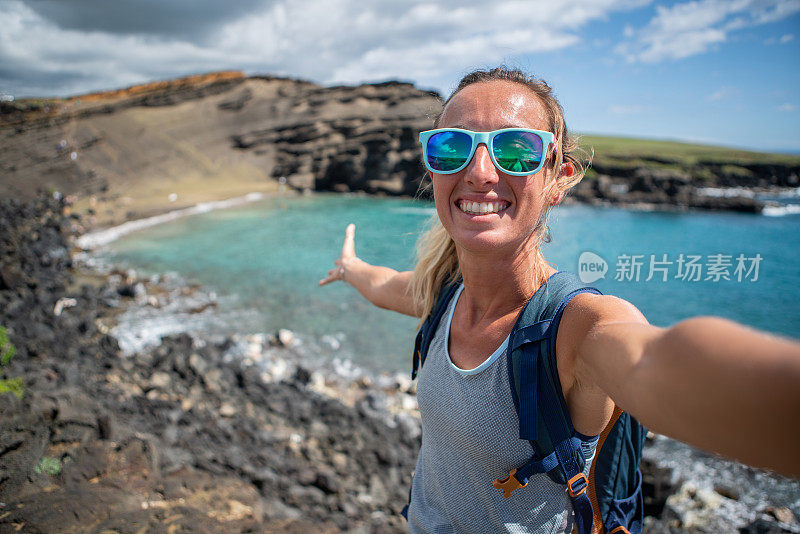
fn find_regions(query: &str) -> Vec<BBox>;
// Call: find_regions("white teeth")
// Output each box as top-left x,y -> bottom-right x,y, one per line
458,200 -> 507,215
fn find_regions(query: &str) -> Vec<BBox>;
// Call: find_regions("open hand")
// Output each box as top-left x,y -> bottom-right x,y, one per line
319,223 -> 356,286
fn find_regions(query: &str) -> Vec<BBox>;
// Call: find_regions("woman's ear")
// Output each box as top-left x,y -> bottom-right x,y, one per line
560,162 -> 574,178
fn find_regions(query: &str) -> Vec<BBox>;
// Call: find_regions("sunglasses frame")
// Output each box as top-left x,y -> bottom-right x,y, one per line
418,127 -> 557,177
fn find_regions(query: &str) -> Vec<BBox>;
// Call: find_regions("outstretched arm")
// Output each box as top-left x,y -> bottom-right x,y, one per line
565,294 -> 800,477
319,224 -> 419,317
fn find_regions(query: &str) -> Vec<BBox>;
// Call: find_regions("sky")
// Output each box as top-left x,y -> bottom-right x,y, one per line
1,0 -> 799,152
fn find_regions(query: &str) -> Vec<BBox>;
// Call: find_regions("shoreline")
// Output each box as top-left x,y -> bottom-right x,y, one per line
74,187 -> 800,260
74,188 -> 800,373
76,190 -> 281,249
76,182 -> 800,252
74,256 -> 420,414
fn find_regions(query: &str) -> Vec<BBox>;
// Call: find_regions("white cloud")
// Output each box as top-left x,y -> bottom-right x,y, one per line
0,1 -> 235,96
213,0 -> 652,91
616,0 -> 800,63
0,0 -> 652,97
706,86 -> 738,102
607,104 -> 650,114
765,33 -> 795,44
779,103 -> 797,111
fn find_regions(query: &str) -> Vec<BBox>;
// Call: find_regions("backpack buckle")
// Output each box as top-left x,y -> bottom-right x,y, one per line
493,468 -> 528,499
567,472 -> 588,498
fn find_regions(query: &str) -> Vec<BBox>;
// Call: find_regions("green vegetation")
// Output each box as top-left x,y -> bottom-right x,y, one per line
580,134 -> 800,167
34,457 -> 63,477
0,98 -> 58,111
1,326 -> 16,365
0,325 -> 23,399
573,134 -> 800,188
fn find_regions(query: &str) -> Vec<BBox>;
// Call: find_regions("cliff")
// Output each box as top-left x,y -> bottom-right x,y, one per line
0,72 -> 440,225
1,72 -> 798,224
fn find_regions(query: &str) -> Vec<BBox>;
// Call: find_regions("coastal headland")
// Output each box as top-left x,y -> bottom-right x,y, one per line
2,71 -> 799,230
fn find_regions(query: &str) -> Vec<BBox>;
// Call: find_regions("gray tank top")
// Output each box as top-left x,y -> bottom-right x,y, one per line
407,285 -> 597,534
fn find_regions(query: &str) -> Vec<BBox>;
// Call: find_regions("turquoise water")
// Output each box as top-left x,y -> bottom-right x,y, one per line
102,194 -> 800,373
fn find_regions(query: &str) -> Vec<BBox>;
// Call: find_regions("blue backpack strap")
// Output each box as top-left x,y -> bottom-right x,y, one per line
540,287 -> 601,534
536,278 -> 647,534
494,271 -> 601,534
411,277 -> 461,379
508,272 -> 602,448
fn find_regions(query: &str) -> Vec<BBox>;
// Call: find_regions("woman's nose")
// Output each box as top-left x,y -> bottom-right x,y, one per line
464,144 -> 499,186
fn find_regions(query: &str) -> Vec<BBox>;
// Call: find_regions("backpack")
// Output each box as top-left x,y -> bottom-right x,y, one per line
408,270 -> 647,534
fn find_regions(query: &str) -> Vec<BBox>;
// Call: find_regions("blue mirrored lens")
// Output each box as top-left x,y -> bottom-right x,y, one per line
493,131 -> 544,173
427,131 -> 472,172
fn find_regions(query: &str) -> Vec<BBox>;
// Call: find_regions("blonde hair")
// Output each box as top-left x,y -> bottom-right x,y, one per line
409,67 -> 589,323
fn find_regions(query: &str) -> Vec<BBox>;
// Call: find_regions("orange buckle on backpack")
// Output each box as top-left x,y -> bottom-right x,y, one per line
567,473 -> 588,498
493,468 -> 528,499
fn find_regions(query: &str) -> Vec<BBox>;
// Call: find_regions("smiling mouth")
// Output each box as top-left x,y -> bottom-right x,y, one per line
457,200 -> 509,215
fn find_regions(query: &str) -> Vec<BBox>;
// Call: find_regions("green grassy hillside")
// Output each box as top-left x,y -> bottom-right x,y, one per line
581,134 -> 800,168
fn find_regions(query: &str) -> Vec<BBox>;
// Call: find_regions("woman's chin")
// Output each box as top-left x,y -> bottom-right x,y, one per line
450,228 -> 526,255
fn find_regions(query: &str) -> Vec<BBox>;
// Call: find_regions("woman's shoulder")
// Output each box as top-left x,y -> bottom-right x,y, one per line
565,292 -> 647,327
553,292 -> 651,434
556,292 -> 649,367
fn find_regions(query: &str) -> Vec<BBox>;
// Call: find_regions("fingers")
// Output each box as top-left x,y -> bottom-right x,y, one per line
320,224 -> 355,287
341,223 -> 356,259
318,266 -> 341,286
319,269 -> 338,286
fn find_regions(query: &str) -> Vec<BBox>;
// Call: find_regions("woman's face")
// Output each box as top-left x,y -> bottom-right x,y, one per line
432,80 -> 556,257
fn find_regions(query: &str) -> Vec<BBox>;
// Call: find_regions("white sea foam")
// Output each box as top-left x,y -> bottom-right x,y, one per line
696,187 -> 800,216
698,186 -> 800,200
75,192 -> 266,249
771,186 -> 800,198
762,203 -> 800,217
112,313 -> 198,355
696,187 -> 757,198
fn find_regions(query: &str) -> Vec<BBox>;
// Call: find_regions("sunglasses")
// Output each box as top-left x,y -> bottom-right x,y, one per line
419,128 -> 557,176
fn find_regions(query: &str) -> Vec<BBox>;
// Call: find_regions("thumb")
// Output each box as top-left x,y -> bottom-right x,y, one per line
342,223 -> 356,258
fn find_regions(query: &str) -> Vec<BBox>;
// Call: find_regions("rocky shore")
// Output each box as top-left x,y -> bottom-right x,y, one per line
1,196 -> 799,533
0,195 -> 424,532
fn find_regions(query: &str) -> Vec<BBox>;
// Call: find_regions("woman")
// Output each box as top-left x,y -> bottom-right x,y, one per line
319,68 -> 800,533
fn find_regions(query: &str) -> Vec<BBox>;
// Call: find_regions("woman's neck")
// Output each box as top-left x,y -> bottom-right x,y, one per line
455,241 -> 555,325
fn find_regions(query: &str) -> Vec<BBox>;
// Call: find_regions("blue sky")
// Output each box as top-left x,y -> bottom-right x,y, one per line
518,2 -> 800,152
1,0 -> 798,152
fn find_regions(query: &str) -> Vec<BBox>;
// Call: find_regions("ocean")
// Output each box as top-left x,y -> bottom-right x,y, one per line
97,193 -> 800,374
